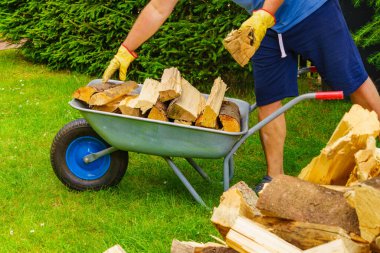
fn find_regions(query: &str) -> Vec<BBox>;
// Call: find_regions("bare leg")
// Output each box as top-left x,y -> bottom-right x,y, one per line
350,77 -> 380,119
258,101 -> 286,177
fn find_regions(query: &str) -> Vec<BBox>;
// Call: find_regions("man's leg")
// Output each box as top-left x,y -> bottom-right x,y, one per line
258,100 -> 286,177
350,77 -> 380,119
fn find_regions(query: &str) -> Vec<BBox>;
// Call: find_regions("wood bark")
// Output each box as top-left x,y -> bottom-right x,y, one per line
256,175 -> 360,235
170,240 -> 237,253
159,67 -> 182,102
345,177 -> 380,242
167,78 -> 205,122
219,100 -> 241,132
148,101 -> 169,122
347,136 -> 380,186
196,77 -> 227,129
298,104 -> 380,185
89,81 -> 138,106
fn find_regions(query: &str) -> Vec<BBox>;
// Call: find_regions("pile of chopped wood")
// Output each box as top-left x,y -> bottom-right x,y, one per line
171,105 -> 380,253
73,67 -> 241,132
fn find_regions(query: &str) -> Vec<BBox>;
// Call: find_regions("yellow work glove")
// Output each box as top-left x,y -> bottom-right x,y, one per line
102,45 -> 137,83
240,9 -> 275,54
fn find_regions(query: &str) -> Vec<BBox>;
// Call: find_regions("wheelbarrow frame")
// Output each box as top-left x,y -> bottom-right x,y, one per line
64,70 -> 343,207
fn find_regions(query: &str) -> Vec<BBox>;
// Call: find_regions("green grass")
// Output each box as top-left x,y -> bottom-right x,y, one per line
0,50 -> 352,252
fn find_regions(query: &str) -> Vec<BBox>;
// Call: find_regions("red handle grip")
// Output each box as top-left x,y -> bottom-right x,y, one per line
315,91 -> 344,100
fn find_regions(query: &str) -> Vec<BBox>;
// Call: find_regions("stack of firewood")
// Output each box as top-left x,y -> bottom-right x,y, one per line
73,67 -> 241,132
171,104 -> 380,253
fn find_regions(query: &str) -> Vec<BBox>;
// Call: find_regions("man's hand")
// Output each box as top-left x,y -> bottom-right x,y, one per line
102,45 -> 137,83
223,9 -> 275,67
240,9 -> 275,53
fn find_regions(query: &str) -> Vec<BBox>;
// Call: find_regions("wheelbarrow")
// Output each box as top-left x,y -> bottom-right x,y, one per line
50,71 -> 343,207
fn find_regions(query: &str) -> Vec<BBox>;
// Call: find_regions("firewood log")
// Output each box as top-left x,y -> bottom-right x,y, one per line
159,67 -> 182,102
132,79 -> 160,114
73,86 -> 98,104
347,136 -> 380,186
226,216 -> 303,253
103,244 -> 126,253
256,175 -> 360,235
91,96 -> 126,113
170,240 -> 237,253
89,81 -> 138,106
196,77 -> 227,129
148,101 -> 168,122
211,181 -> 368,251
298,104 -> 380,185
345,177 -> 380,243
167,78 -> 205,122
211,182 -> 260,238
119,95 -> 141,117
219,100 -> 241,132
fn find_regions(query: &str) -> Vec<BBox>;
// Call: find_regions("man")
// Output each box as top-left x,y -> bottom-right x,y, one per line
102,0 -> 380,191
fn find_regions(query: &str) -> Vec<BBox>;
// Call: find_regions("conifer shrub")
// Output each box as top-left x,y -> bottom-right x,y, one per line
0,0 -> 252,89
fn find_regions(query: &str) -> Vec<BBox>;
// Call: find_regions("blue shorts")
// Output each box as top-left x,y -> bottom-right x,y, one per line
252,0 -> 368,106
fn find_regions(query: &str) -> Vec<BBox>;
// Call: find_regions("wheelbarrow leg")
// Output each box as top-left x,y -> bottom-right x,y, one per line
163,157 -> 208,208
185,158 -> 211,182
223,158 -> 231,191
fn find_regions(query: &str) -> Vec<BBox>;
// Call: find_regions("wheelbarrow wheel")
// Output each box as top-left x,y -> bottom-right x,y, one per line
50,118 -> 128,191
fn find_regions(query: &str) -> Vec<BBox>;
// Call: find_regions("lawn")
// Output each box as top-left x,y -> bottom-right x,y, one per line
0,49 -> 352,252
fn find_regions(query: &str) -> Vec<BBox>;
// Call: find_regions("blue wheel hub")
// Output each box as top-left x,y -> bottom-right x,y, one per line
66,136 -> 111,180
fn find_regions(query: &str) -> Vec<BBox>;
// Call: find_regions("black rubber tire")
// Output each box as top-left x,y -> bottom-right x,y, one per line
50,118 -> 128,191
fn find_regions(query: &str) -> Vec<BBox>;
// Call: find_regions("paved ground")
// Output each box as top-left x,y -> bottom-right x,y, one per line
0,40 -> 23,50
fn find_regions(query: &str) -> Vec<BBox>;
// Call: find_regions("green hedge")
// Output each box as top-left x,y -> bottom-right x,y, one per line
0,0 -> 252,90
352,0 -> 380,69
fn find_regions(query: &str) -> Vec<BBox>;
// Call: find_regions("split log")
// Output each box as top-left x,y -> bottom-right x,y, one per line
174,120 -> 192,126
256,175 -> 360,235
103,244 -> 126,253
92,96 -> 126,113
345,177 -> 380,242
148,101 -> 169,122
211,181 -> 367,250
159,67 -> 182,102
167,78 -> 205,122
219,100 -> 241,132
226,216 -> 303,253
91,82 -> 123,92
372,236 -> 380,253
132,78 -> 160,114
73,86 -> 98,104
298,104 -> 380,185
89,81 -> 138,106
253,216 -> 368,251
171,240 -> 237,253
119,95 -> 141,117
347,136 -> 380,186
303,239 -> 368,253
211,181 -> 260,238
196,77 -> 227,129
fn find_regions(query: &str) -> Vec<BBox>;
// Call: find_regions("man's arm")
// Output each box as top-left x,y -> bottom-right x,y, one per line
122,0 -> 179,51
262,0 -> 284,15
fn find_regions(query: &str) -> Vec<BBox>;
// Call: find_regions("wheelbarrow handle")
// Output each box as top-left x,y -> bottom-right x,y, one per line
315,91 -> 344,100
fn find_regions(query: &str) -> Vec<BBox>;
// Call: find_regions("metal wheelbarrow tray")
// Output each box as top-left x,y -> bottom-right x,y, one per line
50,78 -> 344,207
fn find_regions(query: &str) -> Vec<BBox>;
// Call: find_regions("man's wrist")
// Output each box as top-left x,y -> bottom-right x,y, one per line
121,43 -> 138,58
